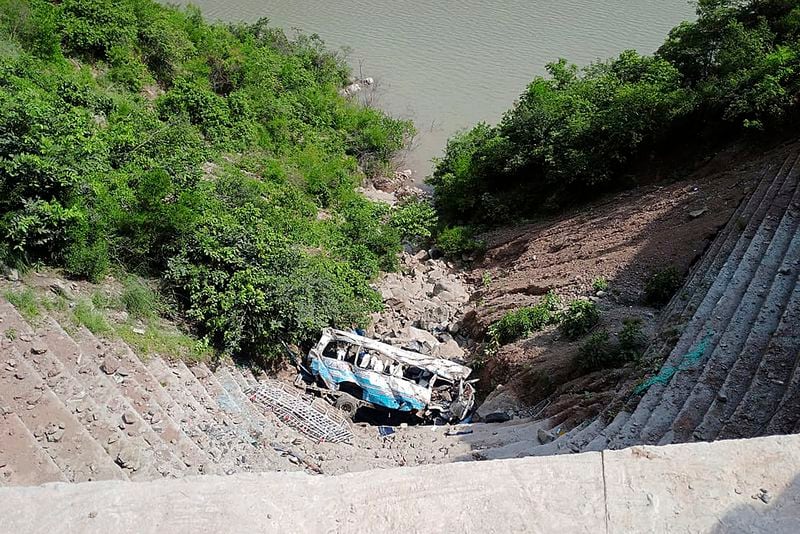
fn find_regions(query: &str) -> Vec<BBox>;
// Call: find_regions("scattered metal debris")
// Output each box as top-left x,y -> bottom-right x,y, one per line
248,380 -> 353,444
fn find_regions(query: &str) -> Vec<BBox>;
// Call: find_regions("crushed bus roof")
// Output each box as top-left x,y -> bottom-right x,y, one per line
315,328 -> 473,382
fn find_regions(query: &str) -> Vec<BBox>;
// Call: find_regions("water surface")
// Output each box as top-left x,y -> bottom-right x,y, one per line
171,0 -> 696,177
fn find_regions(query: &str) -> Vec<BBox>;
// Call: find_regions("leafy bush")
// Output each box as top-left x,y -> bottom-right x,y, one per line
592,277 -> 609,292
436,225 -> 485,257
645,266 -> 682,306
618,318 -> 648,359
486,290 -> 561,348
560,299 -> 600,340
389,198 -> 437,245
576,320 -> 645,372
575,330 -> 615,372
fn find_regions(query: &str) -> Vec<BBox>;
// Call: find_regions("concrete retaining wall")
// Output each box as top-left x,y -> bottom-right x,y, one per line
1,434 -> 798,533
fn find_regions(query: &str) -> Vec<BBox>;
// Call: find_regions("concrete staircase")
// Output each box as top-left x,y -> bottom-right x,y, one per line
0,300 -> 304,486
526,146 -> 800,455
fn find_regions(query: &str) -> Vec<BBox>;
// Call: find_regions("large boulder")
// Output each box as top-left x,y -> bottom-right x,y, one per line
476,385 -> 523,420
434,338 -> 465,360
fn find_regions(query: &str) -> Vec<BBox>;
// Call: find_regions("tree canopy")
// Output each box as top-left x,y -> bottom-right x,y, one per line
429,0 -> 800,226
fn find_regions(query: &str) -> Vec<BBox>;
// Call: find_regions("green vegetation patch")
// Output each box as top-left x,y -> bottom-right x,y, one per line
3,288 -> 40,321
436,225 -> 485,257
560,299 -> 600,340
0,0 -> 415,363
486,290 -> 561,350
429,1 -> 800,227
575,318 -> 647,372
592,277 -> 609,293
117,323 -> 212,363
121,277 -> 160,319
72,299 -> 113,335
645,266 -> 683,307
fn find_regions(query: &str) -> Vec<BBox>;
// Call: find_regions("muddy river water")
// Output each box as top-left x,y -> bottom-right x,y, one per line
168,0 -> 695,178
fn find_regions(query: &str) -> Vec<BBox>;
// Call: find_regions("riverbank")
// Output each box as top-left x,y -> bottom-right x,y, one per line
168,0 -> 695,177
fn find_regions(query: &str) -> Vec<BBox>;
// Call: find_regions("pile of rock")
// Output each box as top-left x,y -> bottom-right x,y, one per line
338,77 -> 374,97
367,250 -> 474,362
358,169 -> 425,207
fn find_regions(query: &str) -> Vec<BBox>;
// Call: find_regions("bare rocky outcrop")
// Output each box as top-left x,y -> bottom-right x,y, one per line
367,251 -> 475,362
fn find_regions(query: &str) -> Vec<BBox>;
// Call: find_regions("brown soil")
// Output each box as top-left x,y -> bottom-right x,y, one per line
463,141 -> 783,425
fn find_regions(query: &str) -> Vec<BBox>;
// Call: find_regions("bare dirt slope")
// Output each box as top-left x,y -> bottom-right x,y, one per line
465,140 -> 799,429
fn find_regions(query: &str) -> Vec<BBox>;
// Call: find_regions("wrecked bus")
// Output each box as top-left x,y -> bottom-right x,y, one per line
293,328 -> 475,423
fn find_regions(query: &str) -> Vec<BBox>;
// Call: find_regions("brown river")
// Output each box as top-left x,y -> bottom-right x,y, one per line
168,0 -> 696,177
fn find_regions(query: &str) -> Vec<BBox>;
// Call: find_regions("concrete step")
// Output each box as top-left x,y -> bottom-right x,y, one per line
583,411 -> 631,452
72,329 -> 211,476
228,365 -> 258,395
173,361 -> 284,472
761,306 -> 800,435
693,239 -> 800,441
0,304 -> 180,480
0,344 -> 125,483
631,152 -> 793,383
655,173 -> 800,444
14,319 -> 153,480
146,358 -> 256,475
213,367 -> 273,440
718,274 -> 800,439
662,153 -> 791,335
531,418 -> 604,456
608,153 -> 800,449
0,412 -> 66,486
44,318 -> 187,479
169,361 -> 260,471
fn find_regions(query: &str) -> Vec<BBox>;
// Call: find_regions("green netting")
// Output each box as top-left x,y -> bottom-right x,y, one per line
634,331 -> 713,395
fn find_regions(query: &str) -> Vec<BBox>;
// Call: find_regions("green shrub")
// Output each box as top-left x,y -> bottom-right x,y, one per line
59,0 -> 137,58
436,225 -> 485,257
65,238 -> 110,283
645,266 -> 682,306
560,299 -> 600,340
592,277 -> 608,292
121,277 -> 160,319
575,330 -> 614,372
618,318 -> 647,359
486,290 -> 561,348
389,198 -> 437,245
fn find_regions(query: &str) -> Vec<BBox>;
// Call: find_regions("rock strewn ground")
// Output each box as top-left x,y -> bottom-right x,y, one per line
367,250 -> 475,362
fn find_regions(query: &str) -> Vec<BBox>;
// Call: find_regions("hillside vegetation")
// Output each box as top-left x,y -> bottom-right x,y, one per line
430,0 -> 800,230
0,0 -> 419,361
